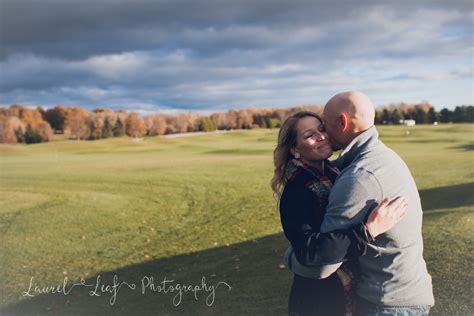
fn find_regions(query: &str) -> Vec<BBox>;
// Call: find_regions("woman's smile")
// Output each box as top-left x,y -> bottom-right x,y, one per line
316,142 -> 330,150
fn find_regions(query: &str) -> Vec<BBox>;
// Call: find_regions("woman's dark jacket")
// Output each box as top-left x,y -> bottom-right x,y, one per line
279,165 -> 371,268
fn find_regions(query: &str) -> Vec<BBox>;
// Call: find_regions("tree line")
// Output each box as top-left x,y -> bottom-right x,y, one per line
0,102 -> 472,144
375,102 -> 473,125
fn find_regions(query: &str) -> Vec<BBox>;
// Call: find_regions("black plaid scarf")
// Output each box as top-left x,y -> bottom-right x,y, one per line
285,158 -> 340,209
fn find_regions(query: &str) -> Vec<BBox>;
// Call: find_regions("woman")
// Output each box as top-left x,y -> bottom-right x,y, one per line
271,111 -> 406,316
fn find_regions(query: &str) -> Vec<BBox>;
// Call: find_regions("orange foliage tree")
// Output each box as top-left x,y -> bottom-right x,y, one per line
66,107 -> 89,140
36,122 -> 54,142
0,115 -> 17,144
125,113 -> 147,137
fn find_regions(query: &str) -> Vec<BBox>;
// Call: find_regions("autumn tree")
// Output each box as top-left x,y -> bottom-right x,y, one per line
170,113 -> 200,133
237,109 -> 253,129
36,106 -> 46,120
0,115 -> 17,144
45,105 -> 68,133
8,104 -> 23,117
224,110 -> 239,129
36,122 -> 54,142
66,107 -> 89,140
19,107 -> 43,128
87,114 -> 104,140
93,108 -> 117,130
144,115 -> 167,136
210,112 -> 228,130
9,116 -> 25,143
125,113 -> 147,137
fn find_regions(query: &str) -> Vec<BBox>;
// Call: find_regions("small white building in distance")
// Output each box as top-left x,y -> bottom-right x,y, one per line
399,119 -> 416,126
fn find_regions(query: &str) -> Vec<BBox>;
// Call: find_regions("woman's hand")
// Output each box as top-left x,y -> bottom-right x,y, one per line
365,196 -> 408,239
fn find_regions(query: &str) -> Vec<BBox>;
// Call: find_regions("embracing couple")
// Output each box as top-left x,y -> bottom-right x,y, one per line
272,92 -> 434,316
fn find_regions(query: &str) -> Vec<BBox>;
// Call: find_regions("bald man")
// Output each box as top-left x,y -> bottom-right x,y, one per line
323,91 -> 375,151
287,92 -> 434,315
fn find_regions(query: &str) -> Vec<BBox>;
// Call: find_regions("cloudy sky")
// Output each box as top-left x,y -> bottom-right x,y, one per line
0,0 -> 472,114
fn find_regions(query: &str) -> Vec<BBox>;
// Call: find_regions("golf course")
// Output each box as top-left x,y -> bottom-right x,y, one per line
1,124 -> 473,315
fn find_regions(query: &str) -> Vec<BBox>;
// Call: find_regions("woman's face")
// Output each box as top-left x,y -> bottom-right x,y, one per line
292,116 -> 333,164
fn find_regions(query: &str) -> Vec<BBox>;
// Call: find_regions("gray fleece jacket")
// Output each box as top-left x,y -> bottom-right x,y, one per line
286,126 -> 434,307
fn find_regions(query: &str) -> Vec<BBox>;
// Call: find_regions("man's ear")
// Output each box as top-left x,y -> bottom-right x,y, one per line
339,113 -> 349,132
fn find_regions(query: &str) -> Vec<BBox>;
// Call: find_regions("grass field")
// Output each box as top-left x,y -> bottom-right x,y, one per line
0,124 -> 473,315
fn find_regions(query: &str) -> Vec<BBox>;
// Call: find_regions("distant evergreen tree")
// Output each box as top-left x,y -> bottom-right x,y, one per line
439,108 -> 452,123
413,108 -> 429,124
381,109 -> 391,124
465,106 -> 474,122
102,117 -> 113,138
374,110 -> 382,125
452,105 -> 473,123
453,106 -> 466,123
200,117 -> 217,132
391,109 -> 403,124
428,107 -> 439,123
210,118 -> 217,131
24,124 -> 41,144
113,117 -> 125,136
403,111 -> 414,120
14,127 -> 25,143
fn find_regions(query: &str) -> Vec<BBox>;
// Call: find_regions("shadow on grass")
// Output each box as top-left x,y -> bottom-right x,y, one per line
3,183 -> 473,315
419,182 -> 474,211
448,143 -> 474,151
1,234 -> 291,316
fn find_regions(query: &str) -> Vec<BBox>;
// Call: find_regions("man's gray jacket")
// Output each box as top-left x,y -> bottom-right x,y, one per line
286,126 -> 434,307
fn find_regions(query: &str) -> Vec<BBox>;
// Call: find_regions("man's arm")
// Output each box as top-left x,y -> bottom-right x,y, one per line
321,169 -> 382,233
287,169 -> 383,278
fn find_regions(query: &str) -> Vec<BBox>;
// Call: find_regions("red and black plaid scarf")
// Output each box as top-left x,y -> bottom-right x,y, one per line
285,158 -> 340,209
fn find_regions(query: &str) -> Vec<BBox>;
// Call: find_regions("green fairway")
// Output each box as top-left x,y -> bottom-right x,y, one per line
0,124 -> 473,315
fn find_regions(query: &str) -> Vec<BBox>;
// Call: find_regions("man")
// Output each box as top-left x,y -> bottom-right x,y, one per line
286,91 -> 434,315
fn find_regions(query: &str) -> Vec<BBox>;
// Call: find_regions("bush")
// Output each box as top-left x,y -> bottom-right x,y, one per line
200,117 -> 217,132
268,118 -> 282,129
24,124 -> 42,144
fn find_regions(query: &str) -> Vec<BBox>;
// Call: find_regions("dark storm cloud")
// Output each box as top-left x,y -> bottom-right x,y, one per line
0,0 -> 472,110
2,0 -> 471,60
